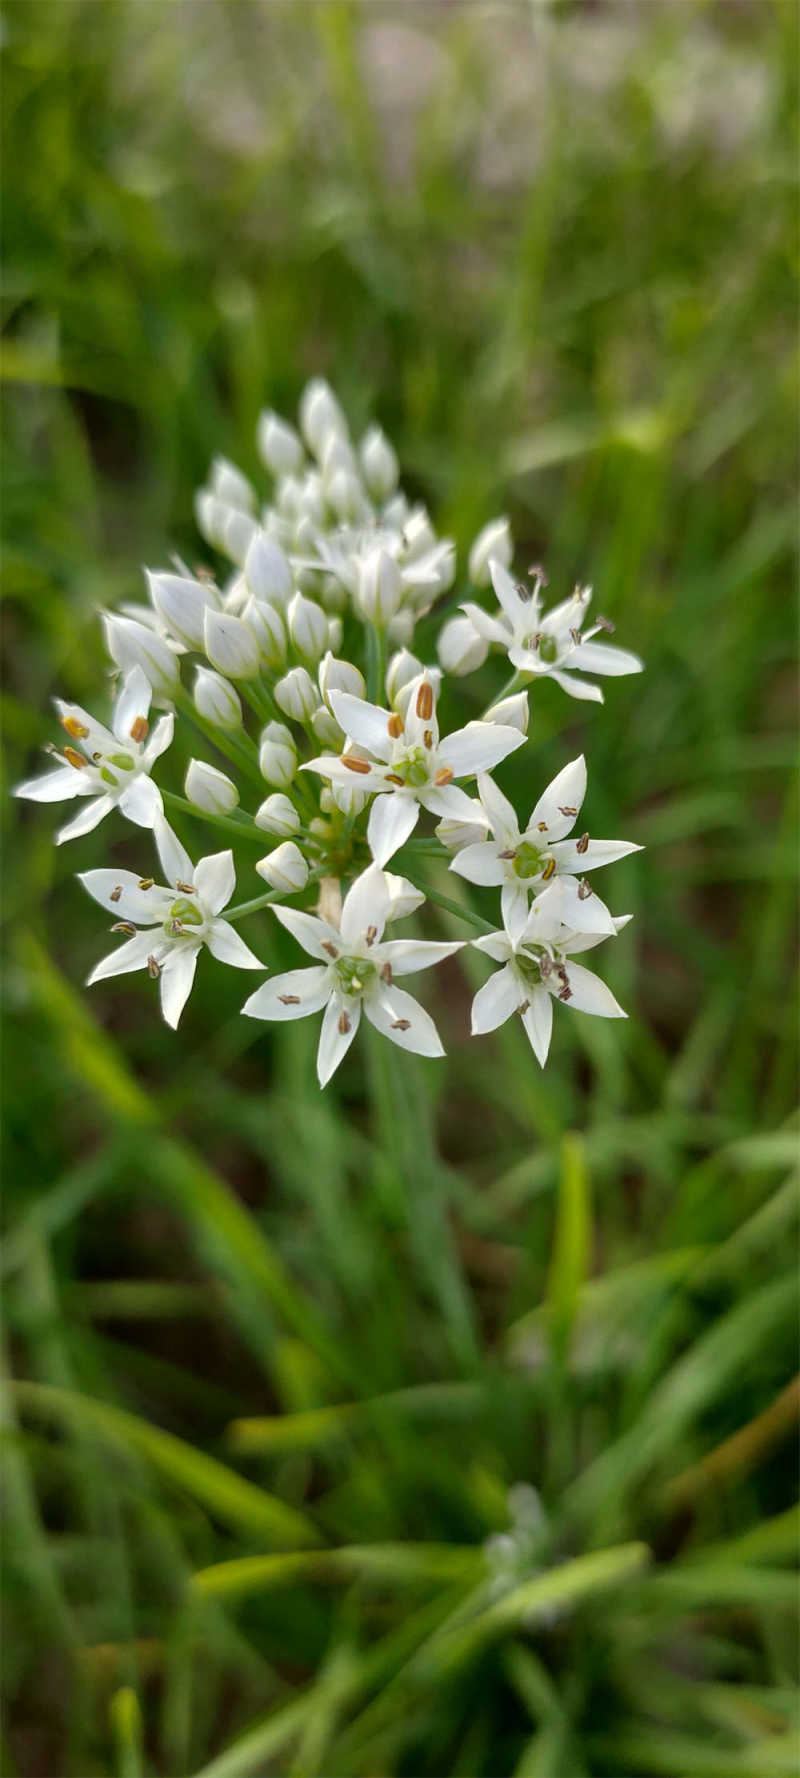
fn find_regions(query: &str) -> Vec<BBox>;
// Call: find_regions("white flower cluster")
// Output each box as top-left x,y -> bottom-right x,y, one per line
16,380 -> 643,1085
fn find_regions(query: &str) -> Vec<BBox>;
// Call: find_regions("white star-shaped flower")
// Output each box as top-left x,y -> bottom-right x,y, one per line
15,666 -> 173,844
450,757 -> 642,943
470,882 -> 631,1066
79,816 -> 262,1028
242,862 -> 464,1086
304,673 -> 525,867
460,562 -> 642,702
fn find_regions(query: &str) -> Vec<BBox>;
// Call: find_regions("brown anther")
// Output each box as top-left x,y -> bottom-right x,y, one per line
175,880 -> 195,894
137,877 -> 155,891
111,921 -> 136,935
541,858 -> 556,880
385,772 -> 405,786
539,956 -> 553,979
279,994 -> 300,1005
129,715 -> 149,743
110,886 -> 123,903
169,920 -> 184,936
391,1018 -> 411,1031
516,579 -> 532,602
518,999 -> 530,1015
147,955 -> 161,980
596,614 -> 615,633
576,832 -> 590,855
61,715 -> 89,739
92,751 -> 102,763
321,941 -> 339,959
380,961 -> 393,984
528,564 -> 549,587
499,848 -> 517,861
342,754 -> 372,774
64,746 -> 87,770
434,767 -> 454,787
537,822 -> 548,833
533,632 -> 542,650
415,682 -> 434,721
558,806 -> 577,818
558,983 -> 573,1002
387,712 -> 404,739
337,1011 -> 351,1035
423,728 -> 434,749
577,878 -> 592,900
365,925 -> 377,947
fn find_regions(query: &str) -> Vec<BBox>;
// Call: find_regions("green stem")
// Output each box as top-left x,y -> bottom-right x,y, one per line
482,669 -> 531,714
365,624 -> 387,705
226,870 -> 324,923
401,875 -> 495,934
173,690 -> 263,788
162,791 -> 266,847
240,680 -> 275,727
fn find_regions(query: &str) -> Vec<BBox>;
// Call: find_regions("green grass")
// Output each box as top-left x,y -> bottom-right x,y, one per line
2,2 -> 798,1774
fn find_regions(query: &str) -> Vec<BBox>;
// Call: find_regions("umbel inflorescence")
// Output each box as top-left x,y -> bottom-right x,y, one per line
16,380 -> 643,1085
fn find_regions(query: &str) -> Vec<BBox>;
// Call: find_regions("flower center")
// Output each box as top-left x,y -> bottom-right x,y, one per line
335,955 -> 375,996
390,746 -> 429,789
164,897 -> 204,940
537,634 -> 558,664
513,842 -> 547,880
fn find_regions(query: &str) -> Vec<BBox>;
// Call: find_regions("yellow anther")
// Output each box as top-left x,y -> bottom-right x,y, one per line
416,682 -> 434,721
434,767 -> 454,786
137,878 -> 155,891
62,715 -> 89,739
147,955 -> 161,979
387,712 -> 404,739
64,747 -> 87,770
338,1011 -> 351,1035
341,754 -> 371,774
129,715 -> 149,743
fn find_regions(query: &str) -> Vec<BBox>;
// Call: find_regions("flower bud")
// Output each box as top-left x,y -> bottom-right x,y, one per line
287,592 -> 328,663
311,705 -> 343,748
318,652 -> 366,707
147,570 -> 218,651
321,432 -> 357,482
257,410 -> 304,477
360,425 -> 399,501
193,667 -> 243,730
327,616 -> 343,655
204,607 -> 261,679
242,596 -> 286,669
210,455 -> 255,511
468,516 -> 512,587
221,506 -> 259,567
358,547 -> 402,625
331,781 -> 367,817
384,872 -> 426,921
387,609 -> 415,647
276,474 -> 303,518
297,471 -> 326,525
274,666 -> 317,722
259,721 -> 297,789
327,467 -> 366,522
195,490 -> 228,550
395,664 -> 442,719
437,614 -> 488,676
244,532 -> 293,609
103,613 -> 180,698
223,572 -> 249,615
435,807 -> 489,852
385,648 -> 424,708
185,758 -> 239,815
256,841 -> 308,893
320,575 -> 347,614
254,793 -> 300,837
402,508 -> 436,559
484,690 -> 530,734
299,378 -> 347,455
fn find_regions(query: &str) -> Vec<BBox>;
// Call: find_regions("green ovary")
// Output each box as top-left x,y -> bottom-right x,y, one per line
538,635 -> 558,664
513,842 -> 546,880
392,747 -> 429,788
168,898 -> 203,929
335,955 -> 375,996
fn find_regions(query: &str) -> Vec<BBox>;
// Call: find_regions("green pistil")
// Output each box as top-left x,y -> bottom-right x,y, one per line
168,898 -> 203,928
335,955 -> 375,996
392,747 -> 429,788
538,635 -> 558,664
513,842 -> 545,880
515,949 -> 544,988
106,752 -> 135,770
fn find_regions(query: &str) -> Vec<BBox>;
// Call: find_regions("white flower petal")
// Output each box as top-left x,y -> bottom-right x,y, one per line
78,869 -> 171,922
366,793 -> 419,868
143,712 -> 175,766
560,963 -> 627,1019
460,602 -> 511,646
55,795 -> 115,844
15,764 -> 92,803
303,754 -> 384,792
364,984 -> 444,1058
471,964 -> 520,1035
568,642 -> 643,677
87,931 -> 154,984
527,756 -> 586,839
317,993 -> 361,1086
194,850 -> 235,915
449,841 -> 505,887
501,879 -> 530,948
159,947 -> 199,1028
477,772 -> 519,843
242,966 -> 331,1021
472,930 -> 511,962
519,882 -> 567,944
557,879 -> 617,935
437,721 -> 524,779
154,816 -> 194,889
117,774 -> 162,828
205,919 -> 263,969
112,666 -> 152,740
340,862 -> 393,945
549,838 -> 642,873
489,560 -> 529,631
522,989 -> 553,1066
273,905 -> 342,959
328,691 -> 393,761
549,670 -> 604,704
381,939 -> 463,977
53,702 -> 115,758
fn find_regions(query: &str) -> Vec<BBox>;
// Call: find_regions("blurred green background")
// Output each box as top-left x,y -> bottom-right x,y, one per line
2,2 -> 798,1775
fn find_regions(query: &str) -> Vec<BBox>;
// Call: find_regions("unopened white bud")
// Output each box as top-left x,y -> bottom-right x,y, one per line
484,691 -> 529,734
299,378 -> 347,455
468,516 -> 512,587
287,592 -> 328,663
318,652 -> 366,707
242,597 -> 286,669
195,490 -> 228,550
311,705 -> 343,748
384,872 -> 426,921
387,609 -> 416,647
402,508 -> 436,559
185,758 -> 239,815
210,456 -> 255,511
395,664 -> 442,719
193,667 -> 243,730
259,722 -> 297,789
274,666 -> 318,721
383,492 -> 409,529
331,782 -> 367,817
297,471 -> 326,525
327,616 -> 343,655
103,614 -> 179,698
222,572 -> 249,615
437,614 -> 488,676
254,793 -> 300,837
203,607 -> 261,679
257,410 -> 304,477
244,532 -> 293,609
385,648 -> 424,708
147,570 -> 218,651
320,575 -> 347,614
360,425 -> 398,500
358,548 -> 402,625
321,432 -> 357,482
256,841 -> 308,893
327,467 -> 366,522
221,506 -> 259,566
435,806 -> 490,852
276,474 -> 303,519
319,787 -> 335,814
